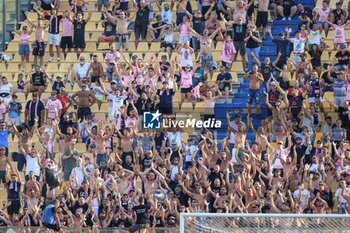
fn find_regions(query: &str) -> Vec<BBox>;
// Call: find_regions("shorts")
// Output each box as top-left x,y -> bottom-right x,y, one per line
74,36 -> 86,49
179,35 -> 191,44
317,21 -> 327,27
160,42 -> 174,50
181,87 -> 192,93
77,107 -> 92,120
60,36 -> 73,49
308,96 -> 322,104
96,96 -> 104,102
19,44 -> 30,55
100,34 -> 115,43
200,54 -> 217,71
90,75 -> 98,83
97,0 -> 110,6
32,41 -> 45,56
96,153 -> 107,166
43,223 -> 61,232
48,33 -> 60,46
7,200 -> 20,215
115,34 -> 129,50
134,24 -> 147,40
234,41 -> 246,56
247,89 -> 260,104
283,7 -> 291,17
256,11 -> 268,28
8,117 -> 21,126
334,96 -> 347,106
222,61 -> 232,68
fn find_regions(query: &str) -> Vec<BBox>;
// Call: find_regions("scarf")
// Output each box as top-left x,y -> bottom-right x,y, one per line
28,100 -> 39,122
9,182 -> 18,192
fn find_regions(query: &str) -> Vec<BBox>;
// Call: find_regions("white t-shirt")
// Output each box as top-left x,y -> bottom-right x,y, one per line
308,30 -> 321,45
107,94 -> 127,121
185,145 -> 196,162
272,148 -> 289,169
75,63 -> 90,79
167,131 -> 182,147
335,188 -> 350,207
161,10 -> 173,25
0,83 -> 12,94
180,48 -> 193,67
26,155 -> 40,176
290,38 -> 306,54
293,189 -> 310,207
71,166 -> 84,187
45,99 -> 63,119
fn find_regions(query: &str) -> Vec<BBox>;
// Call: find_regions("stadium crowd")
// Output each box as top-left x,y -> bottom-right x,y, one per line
0,0 -> 350,232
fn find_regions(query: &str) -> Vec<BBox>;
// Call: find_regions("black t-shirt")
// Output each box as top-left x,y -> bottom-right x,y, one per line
117,218 -> 132,228
273,39 -> 289,57
25,100 -> 45,122
103,21 -> 116,37
261,63 -> 273,81
77,187 -> 90,198
154,132 -> 165,151
7,181 -> 21,199
268,90 -> 280,106
321,71 -> 335,85
245,31 -> 260,48
193,16 -> 205,34
308,50 -> 322,66
297,8 -> 312,19
31,72 -> 46,86
338,106 -> 350,128
159,61 -> 171,75
71,202 -> 89,214
216,72 -> 232,89
232,24 -> 247,42
331,9 -> 346,22
52,81 -> 65,93
59,120 -> 74,135
158,89 -> 174,106
136,98 -> 152,116
45,15 -> 63,34
335,51 -> 350,65
289,95 -> 303,110
73,20 -> 86,37
135,5 -> 150,26
133,203 -> 150,224
292,144 -> 307,165
152,21 -> 166,36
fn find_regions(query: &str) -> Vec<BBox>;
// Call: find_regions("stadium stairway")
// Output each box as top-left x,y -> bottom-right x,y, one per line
213,0 -> 315,142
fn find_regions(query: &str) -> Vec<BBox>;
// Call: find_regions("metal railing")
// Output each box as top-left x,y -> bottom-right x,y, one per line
0,0 -> 22,51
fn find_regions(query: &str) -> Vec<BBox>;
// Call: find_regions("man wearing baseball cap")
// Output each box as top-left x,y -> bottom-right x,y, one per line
25,92 -> 45,128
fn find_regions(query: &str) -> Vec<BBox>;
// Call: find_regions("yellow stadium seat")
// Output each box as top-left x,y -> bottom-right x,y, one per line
231,62 -> 243,72
86,22 -> 96,32
6,43 -> 18,53
98,43 -> 110,50
85,42 -> 97,52
321,51 -> 329,61
149,42 -> 160,51
46,63 -> 58,73
7,63 -> 20,73
0,63 -> 6,72
136,42 -> 149,51
65,53 -> 78,62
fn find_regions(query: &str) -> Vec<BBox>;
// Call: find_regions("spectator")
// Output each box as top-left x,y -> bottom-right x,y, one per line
244,24 -> 261,72
73,12 -> 91,55
25,92 -> 45,128
277,0 -> 297,20
14,20 -> 33,71
99,11 -> 116,43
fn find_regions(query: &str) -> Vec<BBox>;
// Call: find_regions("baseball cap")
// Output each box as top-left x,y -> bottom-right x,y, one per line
278,141 -> 284,145
110,80 -> 117,85
340,44 -> 346,49
32,92 -> 38,97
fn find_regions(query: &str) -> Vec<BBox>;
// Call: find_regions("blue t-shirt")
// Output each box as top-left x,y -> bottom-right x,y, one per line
0,130 -> 9,148
42,204 -> 57,225
8,102 -> 22,118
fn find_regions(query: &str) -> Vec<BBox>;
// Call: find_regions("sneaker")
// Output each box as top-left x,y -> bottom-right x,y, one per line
288,17 -> 291,20
48,57 -> 53,62
57,58 -> 61,62
282,17 -> 286,20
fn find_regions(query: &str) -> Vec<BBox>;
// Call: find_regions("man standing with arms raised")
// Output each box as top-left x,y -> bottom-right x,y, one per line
71,83 -> 96,121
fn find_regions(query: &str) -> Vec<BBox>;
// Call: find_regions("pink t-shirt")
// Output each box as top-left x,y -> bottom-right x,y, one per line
20,33 -> 30,45
273,148 -> 288,169
221,40 -> 236,63
124,116 -> 137,128
179,23 -> 190,36
61,18 -> 73,37
317,8 -> 330,22
180,70 -> 193,88
334,25 -> 345,43
0,105 -> 5,120
346,81 -> 350,101
45,99 -> 63,119
136,75 -> 144,86
105,51 -> 120,64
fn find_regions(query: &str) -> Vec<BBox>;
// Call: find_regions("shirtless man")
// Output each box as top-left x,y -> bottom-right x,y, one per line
199,86 -> 222,140
84,123 -> 115,165
12,118 -> 38,171
115,165 -> 134,193
256,0 -> 269,39
106,11 -> 130,51
242,65 -> 264,116
25,11 -> 50,68
189,27 -> 221,74
71,83 -> 96,121
222,0 -> 253,24
139,163 -> 163,195
86,55 -> 104,84
0,147 -> 13,183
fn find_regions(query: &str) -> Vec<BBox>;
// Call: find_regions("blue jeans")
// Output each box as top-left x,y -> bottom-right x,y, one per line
246,47 -> 260,71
